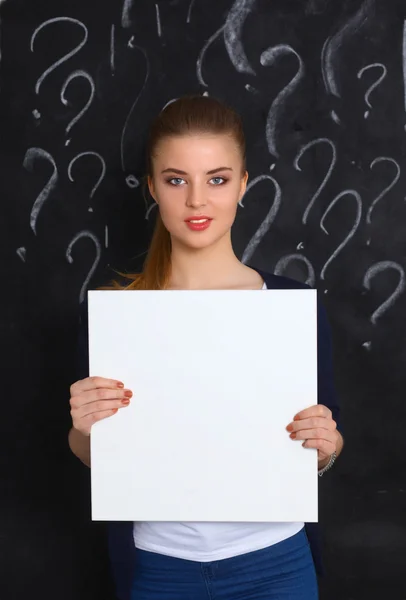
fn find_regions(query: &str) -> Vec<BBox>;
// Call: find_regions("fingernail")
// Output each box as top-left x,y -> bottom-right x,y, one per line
290,432 -> 296,439
122,399 -> 130,405
124,390 -> 133,397
117,382 -> 124,388
286,424 -> 293,432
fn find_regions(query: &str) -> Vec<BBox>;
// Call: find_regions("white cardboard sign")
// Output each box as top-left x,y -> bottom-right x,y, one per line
88,289 -> 318,523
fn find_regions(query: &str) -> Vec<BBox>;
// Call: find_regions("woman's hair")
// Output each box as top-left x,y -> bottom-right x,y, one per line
105,94 -> 246,291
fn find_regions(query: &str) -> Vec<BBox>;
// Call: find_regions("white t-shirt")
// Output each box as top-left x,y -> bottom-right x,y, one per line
132,281 -> 304,561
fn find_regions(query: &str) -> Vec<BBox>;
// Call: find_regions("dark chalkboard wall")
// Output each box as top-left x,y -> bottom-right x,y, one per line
1,0 -> 406,598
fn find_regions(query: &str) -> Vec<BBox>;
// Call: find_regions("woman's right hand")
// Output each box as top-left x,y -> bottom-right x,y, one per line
70,377 -> 133,437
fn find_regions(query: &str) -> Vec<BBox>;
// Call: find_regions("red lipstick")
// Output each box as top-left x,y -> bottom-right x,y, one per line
185,216 -> 212,231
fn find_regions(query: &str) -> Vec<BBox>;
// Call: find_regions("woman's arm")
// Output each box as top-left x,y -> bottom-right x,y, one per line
68,427 -> 91,468
69,298 -> 91,468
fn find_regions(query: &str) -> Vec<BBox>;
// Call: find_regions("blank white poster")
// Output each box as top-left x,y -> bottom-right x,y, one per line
88,288 -> 318,523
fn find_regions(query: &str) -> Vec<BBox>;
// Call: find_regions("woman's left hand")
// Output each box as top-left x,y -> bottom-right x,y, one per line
286,405 -> 339,464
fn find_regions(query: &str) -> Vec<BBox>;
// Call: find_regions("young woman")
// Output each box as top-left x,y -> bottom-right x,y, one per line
68,95 -> 343,600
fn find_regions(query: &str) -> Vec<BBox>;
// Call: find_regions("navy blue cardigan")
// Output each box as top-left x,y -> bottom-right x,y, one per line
74,270 -> 341,598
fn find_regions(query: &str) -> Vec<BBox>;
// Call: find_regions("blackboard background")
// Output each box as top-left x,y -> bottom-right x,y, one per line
1,0 -> 406,598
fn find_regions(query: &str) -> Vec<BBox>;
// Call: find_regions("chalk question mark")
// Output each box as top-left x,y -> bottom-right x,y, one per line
68,152 -> 106,211
31,17 -> 88,120
61,70 -> 95,140
357,63 -> 387,119
121,43 -> 149,189
274,254 -> 316,287
66,230 -> 101,304
260,45 -> 305,159
362,261 -> 405,349
294,138 -> 337,225
17,148 -> 58,262
31,17 -> 88,94
239,174 -> 282,264
365,158 -> 400,244
320,190 -> 362,281
321,0 -> 374,124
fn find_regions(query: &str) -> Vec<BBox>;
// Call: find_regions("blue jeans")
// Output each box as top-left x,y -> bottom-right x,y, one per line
130,528 -> 318,599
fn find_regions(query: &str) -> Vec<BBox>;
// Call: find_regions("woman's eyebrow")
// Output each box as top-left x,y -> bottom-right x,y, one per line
160,167 -> 233,175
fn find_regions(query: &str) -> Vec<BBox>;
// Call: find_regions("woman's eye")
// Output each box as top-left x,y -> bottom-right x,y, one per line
210,177 -> 226,185
167,176 -> 227,186
168,178 -> 185,185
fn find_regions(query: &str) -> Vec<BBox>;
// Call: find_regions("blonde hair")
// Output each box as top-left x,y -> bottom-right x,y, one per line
104,94 -> 246,291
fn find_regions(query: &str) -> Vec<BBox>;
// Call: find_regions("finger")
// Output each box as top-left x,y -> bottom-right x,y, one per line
287,417 -> 336,433
293,404 -> 332,422
289,428 -> 336,443
71,376 -> 125,395
80,407 -> 121,430
301,438 -> 335,454
73,397 -> 131,420
70,387 -> 133,410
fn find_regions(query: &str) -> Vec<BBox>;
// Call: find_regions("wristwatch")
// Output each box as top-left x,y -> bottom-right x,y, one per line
318,451 -> 337,477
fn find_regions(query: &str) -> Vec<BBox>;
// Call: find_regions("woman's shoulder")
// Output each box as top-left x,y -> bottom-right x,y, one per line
253,268 -> 312,291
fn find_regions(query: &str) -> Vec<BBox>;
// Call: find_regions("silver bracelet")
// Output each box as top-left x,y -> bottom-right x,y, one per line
318,451 -> 337,477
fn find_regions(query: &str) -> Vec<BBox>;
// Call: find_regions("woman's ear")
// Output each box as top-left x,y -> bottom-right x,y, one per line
147,175 -> 158,203
238,170 -> 249,203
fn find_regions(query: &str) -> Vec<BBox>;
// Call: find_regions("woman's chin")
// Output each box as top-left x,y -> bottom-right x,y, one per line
172,231 -> 222,252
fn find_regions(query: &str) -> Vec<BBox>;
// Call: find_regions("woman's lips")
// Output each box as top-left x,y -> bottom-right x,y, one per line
185,217 -> 212,231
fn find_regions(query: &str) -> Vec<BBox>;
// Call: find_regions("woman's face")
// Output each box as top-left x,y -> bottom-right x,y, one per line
147,134 -> 248,250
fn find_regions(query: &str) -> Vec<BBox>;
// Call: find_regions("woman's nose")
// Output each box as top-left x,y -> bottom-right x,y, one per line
186,185 -> 206,208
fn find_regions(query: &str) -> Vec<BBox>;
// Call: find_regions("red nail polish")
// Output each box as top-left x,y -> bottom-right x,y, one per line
290,432 -> 296,439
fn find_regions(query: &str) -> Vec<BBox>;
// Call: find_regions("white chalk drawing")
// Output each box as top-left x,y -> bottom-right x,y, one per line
274,254 -> 316,287
68,152 -> 106,202
187,0 -> 197,23
357,63 -> 387,119
126,175 -> 140,189
121,45 -> 150,172
60,70 -> 95,135
363,261 -> 405,324
31,17 -> 88,95
161,97 -> 179,111
122,0 -> 134,28
23,148 -> 58,235
66,230 -> 101,304
320,190 -> 362,280
111,25 -> 115,74
223,0 -> 256,76
294,138 -> 337,225
366,157 -> 400,225
403,20 -> 406,129
321,0 -> 374,121
196,25 -> 224,87
145,202 -> 158,220
155,3 -> 162,37
260,45 -> 305,158
239,174 -> 282,264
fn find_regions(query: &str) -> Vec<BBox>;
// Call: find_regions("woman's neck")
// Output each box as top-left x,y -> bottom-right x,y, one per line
168,234 -> 262,290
